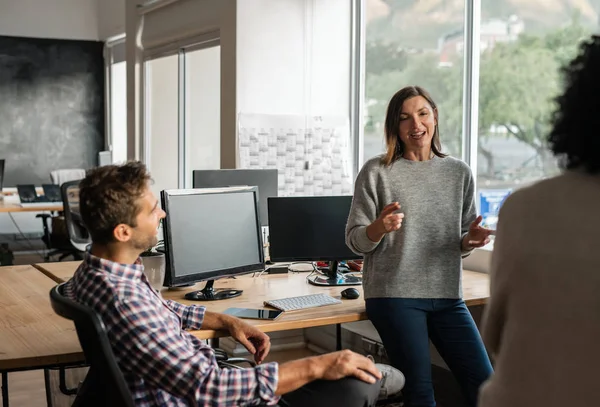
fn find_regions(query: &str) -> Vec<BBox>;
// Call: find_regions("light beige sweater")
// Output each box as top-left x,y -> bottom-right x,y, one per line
479,171 -> 600,407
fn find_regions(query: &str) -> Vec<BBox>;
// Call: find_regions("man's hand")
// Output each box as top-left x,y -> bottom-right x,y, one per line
316,350 -> 382,384
226,317 -> 271,364
275,350 -> 382,395
462,215 -> 494,250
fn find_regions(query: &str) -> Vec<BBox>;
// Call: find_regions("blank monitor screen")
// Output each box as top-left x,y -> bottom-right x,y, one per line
161,187 -> 264,287
268,196 -> 362,262
192,169 -> 278,226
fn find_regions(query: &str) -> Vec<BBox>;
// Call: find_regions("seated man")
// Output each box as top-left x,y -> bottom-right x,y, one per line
65,161 -> 403,407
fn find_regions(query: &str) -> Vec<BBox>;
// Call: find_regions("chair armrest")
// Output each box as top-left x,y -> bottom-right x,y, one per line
213,348 -> 257,368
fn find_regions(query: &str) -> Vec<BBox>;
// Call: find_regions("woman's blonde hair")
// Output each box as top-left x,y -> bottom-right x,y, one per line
382,86 -> 446,166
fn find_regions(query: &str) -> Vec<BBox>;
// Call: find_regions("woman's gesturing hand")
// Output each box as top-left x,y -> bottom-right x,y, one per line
367,202 -> 404,242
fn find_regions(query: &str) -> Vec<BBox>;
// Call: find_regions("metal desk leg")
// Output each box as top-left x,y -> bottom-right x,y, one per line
2,372 -> 9,407
336,324 -> 342,351
44,369 -> 52,407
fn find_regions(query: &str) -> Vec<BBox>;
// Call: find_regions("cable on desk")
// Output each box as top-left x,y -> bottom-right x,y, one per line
305,265 -> 329,283
254,261 -> 318,278
288,262 -> 317,273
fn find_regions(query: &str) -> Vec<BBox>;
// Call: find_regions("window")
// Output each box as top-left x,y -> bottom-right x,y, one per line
106,38 -> 127,164
110,61 -> 127,164
184,45 -> 221,186
360,1 -> 599,235
144,38 -> 221,194
145,53 -> 179,197
476,8 -> 598,228
363,0 -> 465,163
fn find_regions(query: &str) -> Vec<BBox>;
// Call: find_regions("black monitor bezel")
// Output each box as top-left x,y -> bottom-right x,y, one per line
161,186 -> 265,287
267,195 -> 363,263
0,159 -> 4,190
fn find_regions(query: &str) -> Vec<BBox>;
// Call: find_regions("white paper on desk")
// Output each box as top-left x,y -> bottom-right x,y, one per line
238,113 -> 353,197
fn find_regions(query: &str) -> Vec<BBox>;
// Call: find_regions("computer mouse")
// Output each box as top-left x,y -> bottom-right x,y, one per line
341,287 -> 360,300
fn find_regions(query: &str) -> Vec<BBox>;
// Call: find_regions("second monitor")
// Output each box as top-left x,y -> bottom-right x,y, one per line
268,195 -> 362,286
192,169 -> 278,227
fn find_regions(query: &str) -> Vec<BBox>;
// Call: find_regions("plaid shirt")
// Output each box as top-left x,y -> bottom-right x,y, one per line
64,252 -> 279,406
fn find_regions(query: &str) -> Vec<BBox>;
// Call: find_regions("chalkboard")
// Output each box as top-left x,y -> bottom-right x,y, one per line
0,36 -> 104,186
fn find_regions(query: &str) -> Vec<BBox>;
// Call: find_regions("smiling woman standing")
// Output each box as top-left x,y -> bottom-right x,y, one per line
346,86 -> 493,407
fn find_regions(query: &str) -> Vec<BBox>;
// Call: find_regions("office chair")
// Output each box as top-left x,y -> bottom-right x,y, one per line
61,180 -> 91,254
50,283 -> 256,405
50,169 -> 86,186
36,180 -> 89,261
37,213 -> 78,261
49,283 -> 135,407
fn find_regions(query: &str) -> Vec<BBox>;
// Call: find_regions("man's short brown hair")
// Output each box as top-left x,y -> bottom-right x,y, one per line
79,161 -> 152,245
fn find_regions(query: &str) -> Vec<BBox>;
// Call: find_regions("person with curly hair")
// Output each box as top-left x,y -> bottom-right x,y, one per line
479,35 -> 600,407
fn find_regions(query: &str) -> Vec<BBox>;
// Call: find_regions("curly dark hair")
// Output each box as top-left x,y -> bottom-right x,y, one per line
548,35 -> 600,174
79,161 -> 152,245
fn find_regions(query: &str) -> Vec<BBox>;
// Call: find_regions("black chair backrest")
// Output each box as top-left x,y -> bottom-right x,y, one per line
50,283 -> 134,407
60,180 -> 91,251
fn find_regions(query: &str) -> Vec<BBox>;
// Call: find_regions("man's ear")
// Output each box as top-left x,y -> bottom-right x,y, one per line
113,224 -> 133,243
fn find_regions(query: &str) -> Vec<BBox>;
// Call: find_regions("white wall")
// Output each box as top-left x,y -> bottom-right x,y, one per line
236,1 -> 305,114
236,0 -> 351,116
0,0 -> 99,40
97,0 -> 125,40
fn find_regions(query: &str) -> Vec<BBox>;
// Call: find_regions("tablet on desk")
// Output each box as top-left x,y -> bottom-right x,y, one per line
223,307 -> 283,320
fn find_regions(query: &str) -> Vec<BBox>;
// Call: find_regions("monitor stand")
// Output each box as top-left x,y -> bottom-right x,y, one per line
184,279 -> 243,301
307,261 -> 362,286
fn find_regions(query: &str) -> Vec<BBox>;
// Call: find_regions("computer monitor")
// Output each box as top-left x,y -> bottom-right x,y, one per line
42,184 -> 62,202
0,159 -> 4,190
161,186 -> 264,300
16,184 -> 39,203
192,169 -> 278,227
267,196 -> 362,287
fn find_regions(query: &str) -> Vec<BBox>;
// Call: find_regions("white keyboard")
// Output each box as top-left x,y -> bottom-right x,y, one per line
264,293 -> 342,312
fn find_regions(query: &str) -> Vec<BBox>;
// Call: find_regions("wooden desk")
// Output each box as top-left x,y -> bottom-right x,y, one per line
0,201 -> 63,213
0,265 -> 83,407
33,261 -> 490,340
0,265 -> 82,371
32,261 -> 81,284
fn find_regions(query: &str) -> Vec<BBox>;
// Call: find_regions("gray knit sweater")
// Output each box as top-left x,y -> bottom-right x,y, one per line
345,155 -> 476,299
